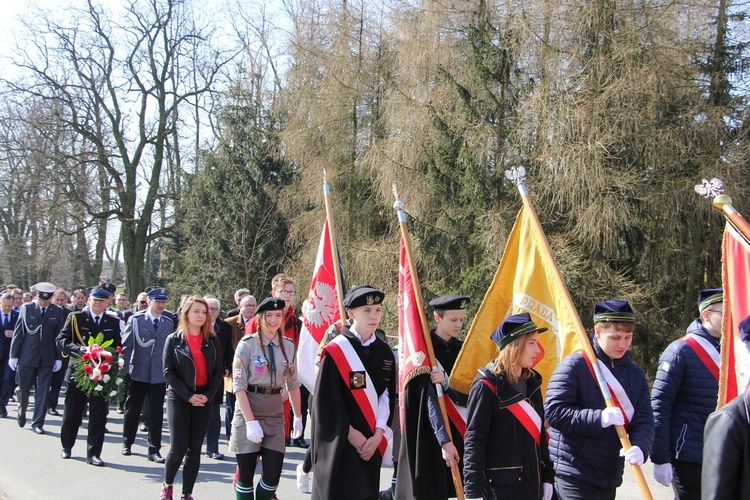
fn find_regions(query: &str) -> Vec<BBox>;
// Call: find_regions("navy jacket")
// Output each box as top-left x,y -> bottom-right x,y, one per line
0,309 -> 19,360
544,337 -> 654,489
10,302 -> 65,368
650,319 -> 719,465
121,311 -> 175,384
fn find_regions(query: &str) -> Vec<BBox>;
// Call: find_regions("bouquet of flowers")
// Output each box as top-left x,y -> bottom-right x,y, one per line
70,332 -> 126,403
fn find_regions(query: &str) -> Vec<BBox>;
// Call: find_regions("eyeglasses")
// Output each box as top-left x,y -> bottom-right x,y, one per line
209,307 -> 220,311
139,301 -> 148,305
706,309 -> 723,314
277,290 -> 296,296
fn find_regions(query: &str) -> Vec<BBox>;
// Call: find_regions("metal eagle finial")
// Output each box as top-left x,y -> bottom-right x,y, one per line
505,166 -> 527,186
694,178 -> 724,199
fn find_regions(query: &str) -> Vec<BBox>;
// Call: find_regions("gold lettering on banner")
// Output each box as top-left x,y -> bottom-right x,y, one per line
512,293 -> 560,336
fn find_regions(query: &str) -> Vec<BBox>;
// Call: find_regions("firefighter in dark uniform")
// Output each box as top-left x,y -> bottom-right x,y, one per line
57,286 -> 122,466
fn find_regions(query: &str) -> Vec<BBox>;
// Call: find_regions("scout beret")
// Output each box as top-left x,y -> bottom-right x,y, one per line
593,299 -> 636,323
34,282 -> 56,301
89,287 -> 110,299
147,287 -> 169,301
344,285 -> 385,309
429,295 -> 470,311
256,296 -> 286,314
698,288 -> 723,313
490,312 -> 547,351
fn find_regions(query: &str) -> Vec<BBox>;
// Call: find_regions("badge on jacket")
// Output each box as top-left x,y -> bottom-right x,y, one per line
349,371 -> 366,390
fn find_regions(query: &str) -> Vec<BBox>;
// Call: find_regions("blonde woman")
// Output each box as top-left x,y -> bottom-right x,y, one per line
230,296 -> 303,500
463,313 -> 554,500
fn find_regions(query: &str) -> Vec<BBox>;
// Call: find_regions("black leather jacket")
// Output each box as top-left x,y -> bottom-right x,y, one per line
702,384 -> 750,499
162,330 -> 223,404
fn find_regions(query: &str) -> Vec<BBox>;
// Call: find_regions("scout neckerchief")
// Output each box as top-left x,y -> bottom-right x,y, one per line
322,334 -> 388,457
478,377 -> 542,446
582,353 -> 635,429
680,333 -> 720,381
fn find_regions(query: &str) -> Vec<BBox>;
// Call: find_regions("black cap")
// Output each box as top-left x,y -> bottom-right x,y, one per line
256,297 -> 286,314
698,288 -> 723,313
144,286 -> 157,294
100,282 -> 117,295
490,313 -> 547,351
429,295 -> 469,311
344,285 -> 385,309
593,299 -> 636,323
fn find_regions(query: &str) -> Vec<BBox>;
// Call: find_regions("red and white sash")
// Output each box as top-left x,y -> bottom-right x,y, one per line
681,333 -> 720,381
479,379 -> 542,446
322,335 -> 388,457
582,355 -> 635,428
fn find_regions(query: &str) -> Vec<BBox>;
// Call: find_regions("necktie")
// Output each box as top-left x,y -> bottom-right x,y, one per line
3,313 -> 8,329
94,316 -> 100,325
40,307 -> 46,319
267,340 -> 276,385
153,318 -> 159,331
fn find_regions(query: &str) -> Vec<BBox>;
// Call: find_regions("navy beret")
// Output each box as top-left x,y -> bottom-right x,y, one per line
147,288 -> 169,301
593,299 -> 636,323
89,287 -> 110,299
429,295 -> 469,311
698,288 -> 723,313
490,312 -> 547,351
344,285 -> 385,309
256,297 -> 286,314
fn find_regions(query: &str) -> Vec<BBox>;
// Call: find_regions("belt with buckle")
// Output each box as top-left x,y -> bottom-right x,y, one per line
246,385 -> 281,395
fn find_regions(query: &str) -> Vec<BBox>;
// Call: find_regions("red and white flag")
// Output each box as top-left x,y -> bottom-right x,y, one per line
298,219 -> 342,392
719,223 -> 750,405
397,238 -> 432,424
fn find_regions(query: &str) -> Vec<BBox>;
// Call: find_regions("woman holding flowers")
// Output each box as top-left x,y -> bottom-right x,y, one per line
230,296 -> 303,500
161,296 -> 224,500
56,286 -> 123,466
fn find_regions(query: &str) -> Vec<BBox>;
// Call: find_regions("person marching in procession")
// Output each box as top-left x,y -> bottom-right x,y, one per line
544,299 -> 654,500
311,285 -> 396,500
395,294 -> 468,500
462,313 -> 554,500
120,287 -> 175,463
160,296 -> 224,500
650,288 -> 723,498
9,281 -> 65,434
57,286 -> 122,465
229,296 -> 304,500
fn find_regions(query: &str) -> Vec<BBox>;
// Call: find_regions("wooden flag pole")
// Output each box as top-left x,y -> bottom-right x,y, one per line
393,185 -> 465,500
323,170 -> 347,324
506,168 -> 653,500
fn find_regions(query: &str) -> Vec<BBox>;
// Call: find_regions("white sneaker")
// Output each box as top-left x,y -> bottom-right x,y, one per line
296,462 -> 311,493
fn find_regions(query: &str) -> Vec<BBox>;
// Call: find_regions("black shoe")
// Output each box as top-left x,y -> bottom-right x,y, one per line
121,446 -> 132,456
48,408 -> 59,416
86,456 -> 104,467
116,405 -> 124,414
17,413 -> 26,428
61,448 -> 71,459
32,426 -> 45,435
206,451 -> 224,460
148,453 -> 165,464
0,405 -> 6,418
285,438 -> 292,447
293,437 -> 310,448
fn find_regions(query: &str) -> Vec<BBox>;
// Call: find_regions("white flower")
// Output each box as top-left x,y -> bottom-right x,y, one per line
103,374 -> 111,383
95,384 -> 104,391
93,368 -> 102,378
109,391 -> 118,397
115,378 -> 123,385
118,358 -> 125,368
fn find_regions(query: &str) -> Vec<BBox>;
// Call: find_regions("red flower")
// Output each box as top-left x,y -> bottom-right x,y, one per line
100,364 -> 110,373
82,353 -> 91,362
84,365 -> 93,374
116,346 -> 123,354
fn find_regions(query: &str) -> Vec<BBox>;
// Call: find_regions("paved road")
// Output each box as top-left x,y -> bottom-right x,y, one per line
0,397 -> 672,499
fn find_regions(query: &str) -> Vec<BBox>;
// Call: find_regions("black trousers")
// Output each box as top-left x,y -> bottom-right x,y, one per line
555,476 -> 616,500
0,353 -> 14,406
205,395 -> 223,453
48,356 -> 69,410
16,363 -> 53,428
123,380 -> 166,454
60,379 -> 109,457
673,461 -> 702,500
164,390 -> 212,495
225,390 -> 236,439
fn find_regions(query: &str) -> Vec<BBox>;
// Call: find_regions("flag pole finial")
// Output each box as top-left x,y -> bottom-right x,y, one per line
392,183 -> 405,211
505,166 -> 527,185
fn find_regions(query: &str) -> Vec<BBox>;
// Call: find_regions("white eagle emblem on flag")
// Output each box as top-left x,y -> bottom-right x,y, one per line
303,281 -> 337,329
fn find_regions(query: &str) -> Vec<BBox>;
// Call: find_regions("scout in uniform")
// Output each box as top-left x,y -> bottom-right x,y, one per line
311,285 -> 396,500
230,296 -> 304,500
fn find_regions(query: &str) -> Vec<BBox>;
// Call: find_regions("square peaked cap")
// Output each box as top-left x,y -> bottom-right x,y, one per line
740,315 -> 750,343
147,287 -> 169,301
33,282 -> 56,300
490,312 -> 547,351
89,287 -> 110,299
256,297 -> 286,314
344,285 -> 385,309
698,288 -> 723,313
100,282 -> 117,295
429,295 -> 470,311
593,299 -> 636,323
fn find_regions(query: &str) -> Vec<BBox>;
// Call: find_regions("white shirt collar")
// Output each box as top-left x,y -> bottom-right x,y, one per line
349,325 -> 377,346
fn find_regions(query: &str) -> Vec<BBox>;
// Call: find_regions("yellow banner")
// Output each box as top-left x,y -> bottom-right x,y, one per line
450,206 -> 583,396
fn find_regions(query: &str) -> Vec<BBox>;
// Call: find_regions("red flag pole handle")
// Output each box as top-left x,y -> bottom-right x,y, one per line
393,191 -> 465,500
515,181 -> 654,500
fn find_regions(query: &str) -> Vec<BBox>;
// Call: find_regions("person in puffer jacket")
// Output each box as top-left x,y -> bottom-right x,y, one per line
650,288 -> 722,499
544,299 -> 654,500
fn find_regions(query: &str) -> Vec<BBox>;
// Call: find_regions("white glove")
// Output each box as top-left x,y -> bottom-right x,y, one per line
291,416 -> 303,439
653,463 -> 673,486
8,358 -> 18,370
620,445 -> 645,466
601,407 -> 625,428
542,482 -> 553,500
53,360 -> 62,372
246,420 -> 263,443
